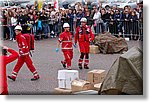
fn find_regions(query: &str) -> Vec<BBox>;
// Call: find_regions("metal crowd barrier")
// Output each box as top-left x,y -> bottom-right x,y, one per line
0,19 -> 143,40
94,19 -> 143,40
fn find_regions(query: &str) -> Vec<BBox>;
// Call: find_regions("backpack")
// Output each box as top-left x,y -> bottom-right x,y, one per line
37,20 -> 42,31
23,34 -> 35,51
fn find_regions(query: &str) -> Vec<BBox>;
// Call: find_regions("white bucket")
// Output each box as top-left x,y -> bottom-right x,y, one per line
125,38 -> 130,41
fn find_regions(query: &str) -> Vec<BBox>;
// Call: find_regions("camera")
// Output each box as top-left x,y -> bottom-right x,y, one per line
1,47 -> 8,55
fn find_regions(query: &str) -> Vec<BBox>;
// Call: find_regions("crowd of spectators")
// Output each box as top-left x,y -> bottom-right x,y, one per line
0,1 -> 143,41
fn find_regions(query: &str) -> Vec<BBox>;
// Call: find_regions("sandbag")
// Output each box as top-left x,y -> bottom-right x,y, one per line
94,32 -> 128,54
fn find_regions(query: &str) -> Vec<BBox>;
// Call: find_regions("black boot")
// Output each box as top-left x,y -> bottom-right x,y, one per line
8,76 -> 16,81
78,63 -> 82,69
84,64 -> 89,69
31,76 -> 40,81
61,61 -> 66,68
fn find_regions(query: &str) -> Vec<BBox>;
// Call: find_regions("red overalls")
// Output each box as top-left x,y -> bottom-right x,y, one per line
10,33 -> 39,80
0,48 -> 18,95
75,25 -> 94,66
58,31 -> 73,68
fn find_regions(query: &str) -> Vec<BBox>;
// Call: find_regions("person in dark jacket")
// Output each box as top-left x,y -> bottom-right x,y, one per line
76,9 -> 84,27
122,9 -> 131,38
130,11 -> 139,40
85,10 -> 93,27
109,10 -> 115,35
1,11 -> 9,40
67,9 -> 74,34
39,9 -> 49,39
101,8 -> 110,33
17,12 -> 28,33
114,9 -> 123,35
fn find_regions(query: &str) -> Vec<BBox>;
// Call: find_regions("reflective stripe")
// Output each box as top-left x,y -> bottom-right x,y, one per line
62,43 -> 72,50
20,46 -> 28,49
62,48 -> 73,50
62,41 -> 72,42
84,62 -> 89,64
12,74 -> 17,77
79,59 -> 83,64
34,74 -> 38,77
13,71 -> 18,74
84,59 -> 89,64
67,54 -> 70,59
85,59 -> 89,61
58,38 -> 62,42
20,50 -> 23,53
79,58 -> 83,61
21,52 -> 29,56
63,43 -> 68,48
33,71 -> 37,74
67,36 -> 70,41
22,42 -> 25,46
22,46 -> 26,48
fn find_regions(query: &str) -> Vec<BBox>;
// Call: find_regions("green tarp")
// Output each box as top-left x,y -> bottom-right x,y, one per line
99,47 -> 143,95
94,33 -> 128,54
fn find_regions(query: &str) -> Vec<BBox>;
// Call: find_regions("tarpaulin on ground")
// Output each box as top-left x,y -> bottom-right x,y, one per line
94,32 -> 128,54
99,47 -> 143,95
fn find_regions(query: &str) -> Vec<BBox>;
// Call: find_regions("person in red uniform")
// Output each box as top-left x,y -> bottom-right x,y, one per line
0,46 -> 19,95
7,25 -> 40,81
74,18 -> 94,69
56,23 -> 74,70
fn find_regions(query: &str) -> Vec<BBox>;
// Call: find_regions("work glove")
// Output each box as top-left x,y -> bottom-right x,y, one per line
89,38 -> 92,42
56,48 -> 59,53
73,43 -> 77,48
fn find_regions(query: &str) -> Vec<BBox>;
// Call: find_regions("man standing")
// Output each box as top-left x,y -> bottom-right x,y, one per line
1,46 -> 19,95
74,18 -> 94,69
8,25 -> 40,81
56,23 -> 73,70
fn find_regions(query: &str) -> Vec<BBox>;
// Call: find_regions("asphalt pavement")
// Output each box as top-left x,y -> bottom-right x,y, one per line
3,38 -> 142,95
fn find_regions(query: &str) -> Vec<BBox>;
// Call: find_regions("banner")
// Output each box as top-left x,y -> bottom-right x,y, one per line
54,0 -> 59,10
38,0 -> 43,11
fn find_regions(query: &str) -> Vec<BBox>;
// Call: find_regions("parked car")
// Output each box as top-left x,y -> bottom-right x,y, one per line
102,0 -> 138,9
116,1 -> 137,9
0,1 -> 19,10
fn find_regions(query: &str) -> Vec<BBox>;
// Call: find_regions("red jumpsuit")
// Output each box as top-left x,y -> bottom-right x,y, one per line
0,48 -> 18,95
58,31 -> 73,69
10,33 -> 39,80
75,25 -> 94,66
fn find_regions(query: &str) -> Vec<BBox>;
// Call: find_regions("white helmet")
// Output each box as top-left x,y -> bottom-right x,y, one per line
80,17 -> 87,22
14,25 -> 22,31
63,23 -> 70,28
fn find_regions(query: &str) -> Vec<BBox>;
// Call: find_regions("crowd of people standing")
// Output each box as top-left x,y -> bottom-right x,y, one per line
0,1 -> 143,41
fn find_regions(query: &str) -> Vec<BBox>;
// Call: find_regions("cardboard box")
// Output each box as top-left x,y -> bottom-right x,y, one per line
54,88 -> 72,95
58,70 -> 79,89
87,70 -> 106,84
90,45 -> 100,54
71,79 -> 94,92
94,83 -> 102,91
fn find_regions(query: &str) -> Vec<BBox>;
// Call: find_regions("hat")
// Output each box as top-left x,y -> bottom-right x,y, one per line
63,23 -> 70,28
80,17 -> 87,22
14,25 -> 22,31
